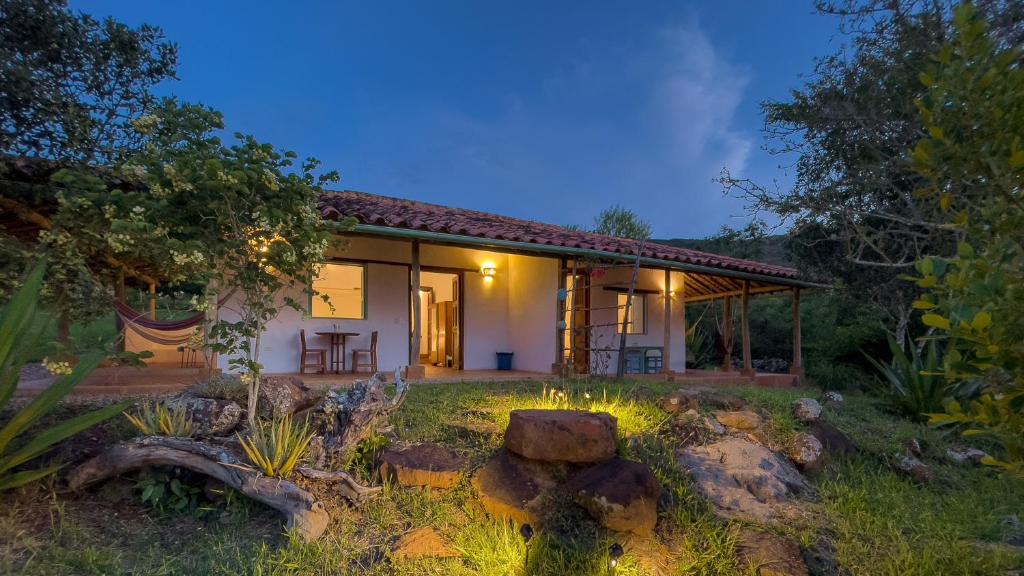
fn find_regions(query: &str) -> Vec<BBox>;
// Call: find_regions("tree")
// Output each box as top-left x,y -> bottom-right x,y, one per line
910,4 -> 1024,475
592,205 -> 651,240
0,0 -> 177,163
719,0 -> 1024,345
122,103 -> 351,427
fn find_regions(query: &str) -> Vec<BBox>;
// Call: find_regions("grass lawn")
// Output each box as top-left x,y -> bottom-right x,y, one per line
1,380 -> 1022,575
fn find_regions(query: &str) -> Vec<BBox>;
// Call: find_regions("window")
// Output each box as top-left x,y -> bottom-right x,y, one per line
617,293 -> 646,334
311,263 -> 365,319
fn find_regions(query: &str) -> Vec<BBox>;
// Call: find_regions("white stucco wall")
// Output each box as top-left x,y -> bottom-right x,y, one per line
585,267 -> 686,374
507,254 -> 559,372
218,262 -> 410,374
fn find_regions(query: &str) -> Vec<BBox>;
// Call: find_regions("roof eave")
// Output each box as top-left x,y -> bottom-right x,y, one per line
339,222 -> 824,290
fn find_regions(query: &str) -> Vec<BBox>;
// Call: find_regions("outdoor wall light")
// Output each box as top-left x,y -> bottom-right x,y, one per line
481,263 -> 497,283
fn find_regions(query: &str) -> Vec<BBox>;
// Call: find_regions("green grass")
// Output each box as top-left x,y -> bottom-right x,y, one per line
1,379 -> 1022,575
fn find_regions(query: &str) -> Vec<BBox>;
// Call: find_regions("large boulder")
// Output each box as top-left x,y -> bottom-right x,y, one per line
566,458 -> 661,536
713,410 -> 762,431
392,527 -> 458,559
471,450 -> 561,526
733,527 -> 809,576
379,443 -> 466,489
164,395 -> 242,436
792,398 -> 822,423
258,376 -> 317,417
504,410 -> 617,463
807,421 -> 857,456
679,437 -> 810,523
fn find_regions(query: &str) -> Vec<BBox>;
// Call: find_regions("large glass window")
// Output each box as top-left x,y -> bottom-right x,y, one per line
311,263 -> 365,319
617,293 -> 646,334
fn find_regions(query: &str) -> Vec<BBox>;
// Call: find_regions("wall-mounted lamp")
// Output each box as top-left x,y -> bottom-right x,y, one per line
481,263 -> 497,282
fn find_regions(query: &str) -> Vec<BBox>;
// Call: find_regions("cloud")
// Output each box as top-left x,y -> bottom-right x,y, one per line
350,20 -> 755,238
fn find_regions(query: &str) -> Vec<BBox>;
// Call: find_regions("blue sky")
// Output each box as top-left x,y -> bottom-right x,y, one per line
74,1 -> 840,238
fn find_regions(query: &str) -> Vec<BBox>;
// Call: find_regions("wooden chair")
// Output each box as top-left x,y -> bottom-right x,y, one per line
299,329 -> 326,374
351,331 -> 378,373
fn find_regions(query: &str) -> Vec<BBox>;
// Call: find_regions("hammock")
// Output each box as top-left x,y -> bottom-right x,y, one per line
113,288 -> 237,347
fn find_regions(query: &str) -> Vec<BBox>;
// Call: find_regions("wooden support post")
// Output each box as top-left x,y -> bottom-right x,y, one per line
789,287 -> 804,379
721,296 -> 733,372
409,240 -> 421,368
662,269 -> 672,374
554,258 -> 567,374
680,273 -> 687,372
740,280 -> 754,377
115,269 -> 126,352
148,282 -> 157,321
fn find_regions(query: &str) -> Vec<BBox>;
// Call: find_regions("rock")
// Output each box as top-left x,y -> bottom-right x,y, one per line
392,527 -> 459,559
822,391 -> 844,405
504,410 -> 617,463
566,458 -> 661,536
703,415 -> 726,435
894,453 -> 932,484
807,421 -> 857,456
471,450 -> 561,526
699,392 -> 746,411
733,527 -> 809,576
258,376 -> 317,417
164,395 -> 242,436
788,433 -> 825,473
946,445 -> 989,466
792,398 -> 822,423
904,438 -> 923,458
629,386 -> 658,403
713,410 -> 762,431
679,437 -> 810,523
379,443 -> 466,489
660,390 -> 699,414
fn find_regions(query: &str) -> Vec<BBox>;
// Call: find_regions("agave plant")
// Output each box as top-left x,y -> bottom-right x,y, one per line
864,333 -> 949,420
238,414 -> 314,478
125,402 -> 193,437
0,264 -> 127,491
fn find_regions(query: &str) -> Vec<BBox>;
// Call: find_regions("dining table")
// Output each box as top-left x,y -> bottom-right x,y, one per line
314,330 -> 360,374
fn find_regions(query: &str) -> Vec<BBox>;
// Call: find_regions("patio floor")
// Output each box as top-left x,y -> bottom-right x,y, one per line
14,363 -> 800,399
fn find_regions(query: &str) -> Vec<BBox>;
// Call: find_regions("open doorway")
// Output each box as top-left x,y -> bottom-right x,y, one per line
417,270 -> 462,370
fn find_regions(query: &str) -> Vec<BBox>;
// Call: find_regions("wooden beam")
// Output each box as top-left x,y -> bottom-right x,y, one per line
555,257 -> 567,373
148,283 -> 158,321
741,280 -> 753,377
722,296 -> 733,372
790,287 -> 804,379
662,268 -> 672,374
681,284 -> 790,304
409,240 -> 421,367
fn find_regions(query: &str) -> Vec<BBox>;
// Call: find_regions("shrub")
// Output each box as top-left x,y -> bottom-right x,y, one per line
136,469 -> 208,516
124,402 -> 193,437
0,264 -> 127,491
238,414 -> 314,478
864,333 -> 949,420
186,374 -> 247,403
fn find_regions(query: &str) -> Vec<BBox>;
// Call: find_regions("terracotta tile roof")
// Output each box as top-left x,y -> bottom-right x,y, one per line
318,190 -> 800,282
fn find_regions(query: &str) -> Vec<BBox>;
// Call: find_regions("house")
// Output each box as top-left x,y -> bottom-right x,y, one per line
207,190 -> 815,380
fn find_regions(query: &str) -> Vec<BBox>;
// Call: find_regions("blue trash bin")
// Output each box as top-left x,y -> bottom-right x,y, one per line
496,352 -> 514,371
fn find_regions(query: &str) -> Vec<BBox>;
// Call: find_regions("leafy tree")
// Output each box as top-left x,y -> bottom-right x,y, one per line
912,4 -> 1024,475
0,0 -> 177,163
592,205 -> 651,241
719,0 -> 1024,346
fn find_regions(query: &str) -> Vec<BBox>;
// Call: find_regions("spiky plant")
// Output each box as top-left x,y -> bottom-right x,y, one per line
864,333 -> 949,420
237,414 -> 314,478
0,264 -> 127,491
124,402 -> 193,437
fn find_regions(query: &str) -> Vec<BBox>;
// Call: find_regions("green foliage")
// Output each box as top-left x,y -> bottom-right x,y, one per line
186,374 -> 247,404
911,4 -> 1024,475
0,264 -> 127,491
684,325 -> 714,369
238,414 -> 314,478
346,434 -> 390,479
123,402 -> 193,437
591,205 -> 651,240
136,469 -> 208,517
863,333 -> 948,420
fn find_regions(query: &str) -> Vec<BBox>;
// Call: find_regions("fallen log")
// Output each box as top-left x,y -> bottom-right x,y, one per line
67,436 -> 330,542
